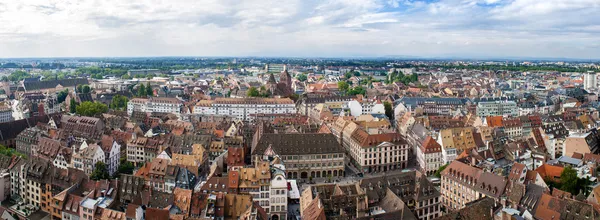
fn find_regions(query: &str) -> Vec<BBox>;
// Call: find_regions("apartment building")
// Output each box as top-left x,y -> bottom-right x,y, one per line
475,97 -> 518,117
394,97 -> 469,115
127,97 -> 183,116
0,104 -> 13,123
270,165 -> 288,220
503,117 -> 523,139
440,161 -> 507,211
194,98 -> 296,121
297,95 -> 353,116
439,127 -> 478,164
360,171 -> 442,220
15,127 -> 42,156
72,144 -> 105,175
417,136 -> 443,176
229,161 -> 272,212
100,135 -> 121,176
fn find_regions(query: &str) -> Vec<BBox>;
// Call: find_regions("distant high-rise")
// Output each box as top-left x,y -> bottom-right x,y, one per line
584,71 -> 597,91
265,64 -> 286,73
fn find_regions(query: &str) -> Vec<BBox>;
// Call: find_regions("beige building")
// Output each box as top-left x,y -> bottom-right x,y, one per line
440,161 -> 507,211
330,117 -> 409,173
564,132 -> 597,157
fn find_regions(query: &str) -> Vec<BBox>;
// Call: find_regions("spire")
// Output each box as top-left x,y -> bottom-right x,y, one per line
268,73 -> 276,84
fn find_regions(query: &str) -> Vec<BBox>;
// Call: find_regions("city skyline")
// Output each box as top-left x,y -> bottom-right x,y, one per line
1,0 -> 599,59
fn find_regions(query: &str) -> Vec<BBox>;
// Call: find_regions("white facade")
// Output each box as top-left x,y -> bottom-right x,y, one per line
0,108 -> 13,123
53,152 -> 70,170
106,141 -> 121,176
193,98 -> 296,121
584,72 -> 597,91
73,145 -> 105,175
476,100 -> 518,117
127,97 -> 183,115
269,166 -> 288,220
417,147 -> 443,176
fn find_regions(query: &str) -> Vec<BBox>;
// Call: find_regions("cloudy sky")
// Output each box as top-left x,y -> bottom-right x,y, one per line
1,0 -> 599,59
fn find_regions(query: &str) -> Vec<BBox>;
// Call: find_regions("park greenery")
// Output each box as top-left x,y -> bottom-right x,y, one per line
247,86 -> 271,97
76,101 -> 108,116
110,95 -> 129,110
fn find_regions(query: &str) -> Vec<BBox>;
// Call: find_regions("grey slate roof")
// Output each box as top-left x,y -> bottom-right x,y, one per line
23,78 -> 88,91
253,133 -> 344,155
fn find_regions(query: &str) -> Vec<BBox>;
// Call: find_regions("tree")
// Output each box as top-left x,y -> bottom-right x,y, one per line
82,85 -> 91,94
384,101 -> 394,120
69,98 -> 78,113
560,166 -> 578,194
76,101 -> 108,116
337,81 -> 349,93
137,83 -> 146,97
117,158 -> 135,175
347,86 -> 366,96
57,89 -> 69,103
247,87 -> 260,97
297,74 -> 307,82
434,164 -> 449,178
110,95 -> 129,110
8,70 -> 31,81
0,144 -> 27,159
90,162 -> 110,180
344,71 -> 353,79
121,74 -> 131,79
146,82 -> 153,96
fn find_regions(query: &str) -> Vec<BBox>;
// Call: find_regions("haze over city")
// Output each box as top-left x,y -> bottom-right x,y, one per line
1,0 -> 600,59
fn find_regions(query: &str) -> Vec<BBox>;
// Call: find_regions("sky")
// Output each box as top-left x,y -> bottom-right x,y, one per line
1,0 -> 599,59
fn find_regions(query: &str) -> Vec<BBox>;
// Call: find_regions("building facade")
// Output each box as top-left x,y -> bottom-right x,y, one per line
440,161 -> 507,211
194,98 -> 296,122
127,97 -> 183,116
476,97 -> 518,117
252,133 -> 345,180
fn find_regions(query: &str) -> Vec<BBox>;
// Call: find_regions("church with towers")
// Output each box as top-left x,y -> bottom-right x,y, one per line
265,65 -> 294,97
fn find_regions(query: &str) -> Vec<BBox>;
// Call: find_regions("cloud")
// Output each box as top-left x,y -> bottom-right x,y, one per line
0,0 -> 599,59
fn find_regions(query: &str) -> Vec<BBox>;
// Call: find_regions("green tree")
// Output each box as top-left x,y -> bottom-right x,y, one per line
296,74 -> 307,82
247,87 -> 260,97
90,162 -> 110,180
146,82 -> 153,96
347,86 -> 366,96
76,101 -> 108,116
384,101 -> 394,120
57,89 -> 69,103
117,157 -> 135,175
137,83 -> 146,97
337,81 -> 349,93
121,74 -> 131,79
110,95 -> 129,110
69,98 -> 78,113
0,145 -> 27,159
434,164 -> 449,178
82,85 -> 91,94
8,70 -> 31,81
560,166 -> 578,194
344,71 -> 353,79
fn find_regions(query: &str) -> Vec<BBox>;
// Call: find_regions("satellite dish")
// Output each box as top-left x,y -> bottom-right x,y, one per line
348,100 -> 362,117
